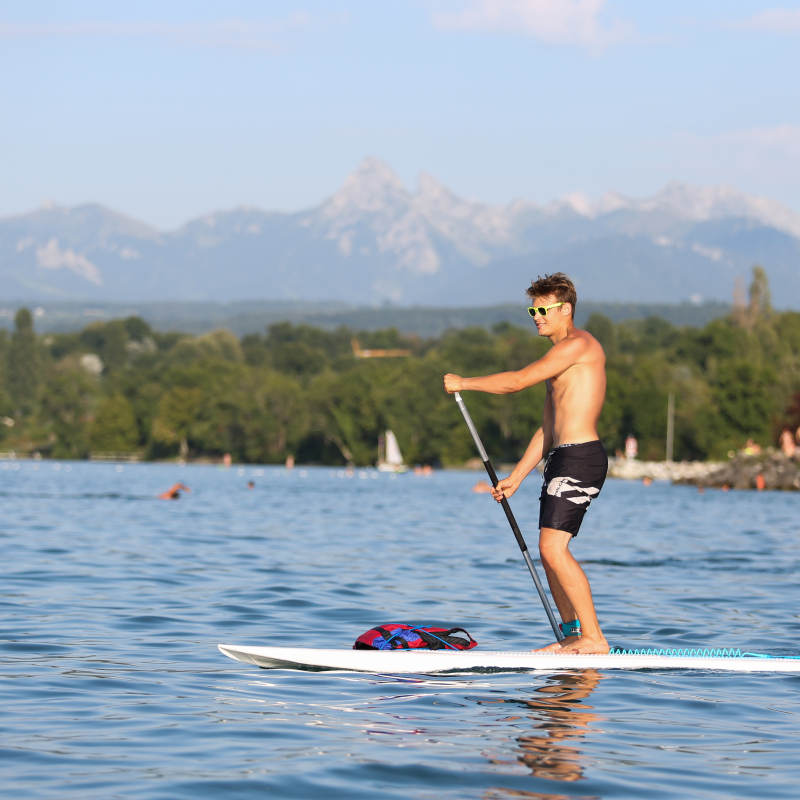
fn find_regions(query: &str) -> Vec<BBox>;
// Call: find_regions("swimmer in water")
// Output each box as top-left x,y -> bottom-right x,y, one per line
159,483 -> 190,500
247,481 -> 255,489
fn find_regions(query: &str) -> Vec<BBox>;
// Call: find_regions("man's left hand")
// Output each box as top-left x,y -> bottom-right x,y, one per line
491,475 -> 519,501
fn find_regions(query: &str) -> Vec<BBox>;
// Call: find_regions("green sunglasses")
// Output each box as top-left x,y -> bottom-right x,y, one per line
527,302 -> 564,318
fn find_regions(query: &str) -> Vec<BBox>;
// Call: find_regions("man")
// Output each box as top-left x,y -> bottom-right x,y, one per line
444,272 -> 609,654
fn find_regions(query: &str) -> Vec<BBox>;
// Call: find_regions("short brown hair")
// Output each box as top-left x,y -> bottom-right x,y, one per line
526,272 -> 577,316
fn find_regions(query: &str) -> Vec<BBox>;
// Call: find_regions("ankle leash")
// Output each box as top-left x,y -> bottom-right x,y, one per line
559,619 -> 581,637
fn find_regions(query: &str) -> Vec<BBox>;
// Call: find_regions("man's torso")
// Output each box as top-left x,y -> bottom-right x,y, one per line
546,329 -> 606,446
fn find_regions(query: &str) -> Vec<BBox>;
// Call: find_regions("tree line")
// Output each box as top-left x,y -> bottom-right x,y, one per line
1,269 -> 797,465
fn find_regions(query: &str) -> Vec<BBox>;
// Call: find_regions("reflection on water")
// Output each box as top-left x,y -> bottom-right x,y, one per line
485,790 -> 598,800
485,790 -> 599,800
514,670 -> 603,782
482,671 -> 603,799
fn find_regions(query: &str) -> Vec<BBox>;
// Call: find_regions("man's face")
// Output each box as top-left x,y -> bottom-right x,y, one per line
530,295 -> 568,336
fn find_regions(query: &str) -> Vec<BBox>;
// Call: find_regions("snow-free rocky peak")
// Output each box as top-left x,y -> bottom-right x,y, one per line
2,159 -> 800,306
322,157 -> 411,217
317,158 -> 440,275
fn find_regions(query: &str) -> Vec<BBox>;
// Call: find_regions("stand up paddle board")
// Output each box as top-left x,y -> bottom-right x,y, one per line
218,644 -> 800,673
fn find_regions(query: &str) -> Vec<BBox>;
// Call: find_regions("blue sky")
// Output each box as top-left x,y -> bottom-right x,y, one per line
1,0 -> 799,228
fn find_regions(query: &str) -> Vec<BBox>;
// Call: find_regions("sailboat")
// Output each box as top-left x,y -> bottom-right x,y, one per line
377,430 -> 408,473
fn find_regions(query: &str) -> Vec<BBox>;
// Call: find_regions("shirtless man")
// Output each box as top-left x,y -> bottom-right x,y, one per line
444,272 -> 609,654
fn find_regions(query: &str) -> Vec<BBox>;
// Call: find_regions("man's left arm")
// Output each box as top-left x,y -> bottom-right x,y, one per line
444,337 -> 584,395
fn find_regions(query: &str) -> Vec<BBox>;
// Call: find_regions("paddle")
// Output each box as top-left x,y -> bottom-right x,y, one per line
454,392 -> 564,641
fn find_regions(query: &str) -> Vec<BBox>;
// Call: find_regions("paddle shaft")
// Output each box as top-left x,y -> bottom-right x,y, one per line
454,392 -> 564,641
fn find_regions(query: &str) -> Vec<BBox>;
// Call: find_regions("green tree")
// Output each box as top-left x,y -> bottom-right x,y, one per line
123,316 -> 152,341
0,329 -> 11,436
619,361 -> 669,460
307,369 -> 382,465
7,308 -> 41,417
79,321 -> 106,353
225,371 -> 308,462
0,328 -> 8,385
102,321 -> 128,371
11,288 -> 800,467
38,370 -> 96,458
712,360 -> 777,450
584,313 -> 616,356
749,264 -> 772,318
168,329 -> 243,365
89,395 -> 139,452
151,387 -> 202,458
270,341 -> 327,378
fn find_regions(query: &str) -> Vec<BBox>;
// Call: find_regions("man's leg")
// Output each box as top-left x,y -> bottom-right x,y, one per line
534,527 -> 609,654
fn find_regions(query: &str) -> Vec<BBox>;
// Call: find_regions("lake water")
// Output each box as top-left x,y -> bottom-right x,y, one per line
2,461 -> 800,799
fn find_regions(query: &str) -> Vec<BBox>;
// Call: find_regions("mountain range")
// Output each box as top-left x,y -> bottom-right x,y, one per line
2,157 -> 799,306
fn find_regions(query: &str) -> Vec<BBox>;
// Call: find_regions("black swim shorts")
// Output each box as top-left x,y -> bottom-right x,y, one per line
539,440 -> 608,536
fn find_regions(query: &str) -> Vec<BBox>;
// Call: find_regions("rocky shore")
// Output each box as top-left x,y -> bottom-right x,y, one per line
673,450 -> 800,491
609,450 -> 800,490
608,457 -> 724,483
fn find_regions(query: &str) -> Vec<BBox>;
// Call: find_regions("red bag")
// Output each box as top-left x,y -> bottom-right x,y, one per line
354,624 -> 477,651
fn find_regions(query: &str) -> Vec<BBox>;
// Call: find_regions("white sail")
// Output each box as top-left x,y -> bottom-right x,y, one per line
377,429 -> 407,472
385,430 -> 403,465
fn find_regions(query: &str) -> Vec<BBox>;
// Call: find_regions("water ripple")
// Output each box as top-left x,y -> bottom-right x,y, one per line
1,464 -> 800,798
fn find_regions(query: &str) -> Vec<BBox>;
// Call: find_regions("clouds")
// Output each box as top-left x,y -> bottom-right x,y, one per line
429,0 -> 635,50
688,125 -> 800,171
723,124 -> 800,154
731,8 -> 800,34
0,15 -> 326,52
428,3 -> 800,49
662,125 -> 800,206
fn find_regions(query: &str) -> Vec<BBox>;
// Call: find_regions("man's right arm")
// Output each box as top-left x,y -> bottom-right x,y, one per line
444,336 -> 584,396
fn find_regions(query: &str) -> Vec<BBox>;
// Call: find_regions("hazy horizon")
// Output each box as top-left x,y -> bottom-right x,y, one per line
5,168 -> 797,233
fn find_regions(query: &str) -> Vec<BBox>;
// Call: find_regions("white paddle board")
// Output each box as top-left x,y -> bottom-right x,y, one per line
218,644 -> 800,673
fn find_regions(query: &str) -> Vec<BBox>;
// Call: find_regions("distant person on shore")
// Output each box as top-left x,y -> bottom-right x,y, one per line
223,453 -> 232,468
780,428 -> 796,458
743,439 -> 761,456
285,455 -> 295,470
159,483 -> 190,500
624,435 -> 638,460
445,272 -> 610,655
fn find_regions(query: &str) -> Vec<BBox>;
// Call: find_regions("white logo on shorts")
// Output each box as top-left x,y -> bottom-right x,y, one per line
546,476 -> 600,505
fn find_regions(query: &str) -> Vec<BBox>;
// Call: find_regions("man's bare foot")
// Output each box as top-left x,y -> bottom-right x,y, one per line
556,635 -> 610,655
532,634 -> 580,652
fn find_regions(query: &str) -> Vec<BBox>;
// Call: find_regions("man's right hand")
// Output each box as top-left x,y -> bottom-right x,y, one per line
491,475 -> 520,502
443,373 -> 463,394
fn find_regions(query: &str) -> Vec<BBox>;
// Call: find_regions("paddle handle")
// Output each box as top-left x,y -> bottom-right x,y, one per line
454,392 -> 564,641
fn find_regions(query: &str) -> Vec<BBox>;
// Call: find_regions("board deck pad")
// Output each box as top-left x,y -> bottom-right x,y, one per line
218,644 -> 800,673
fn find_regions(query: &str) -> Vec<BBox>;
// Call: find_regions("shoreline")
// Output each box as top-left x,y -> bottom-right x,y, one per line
610,450 -> 800,491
